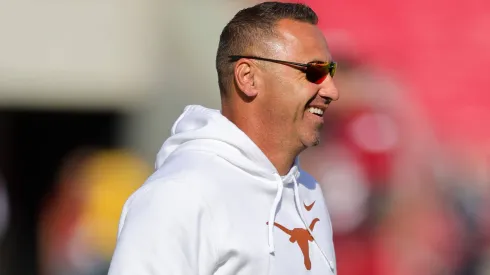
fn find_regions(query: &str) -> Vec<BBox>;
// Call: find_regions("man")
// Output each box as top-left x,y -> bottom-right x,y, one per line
108,2 -> 339,275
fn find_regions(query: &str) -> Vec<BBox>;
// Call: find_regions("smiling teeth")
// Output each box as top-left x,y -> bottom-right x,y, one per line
308,107 -> 324,115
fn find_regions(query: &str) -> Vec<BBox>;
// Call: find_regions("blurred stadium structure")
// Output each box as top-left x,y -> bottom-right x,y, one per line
0,0 -> 489,274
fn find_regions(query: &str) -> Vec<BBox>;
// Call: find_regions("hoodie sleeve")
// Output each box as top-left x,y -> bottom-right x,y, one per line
107,179 -> 218,275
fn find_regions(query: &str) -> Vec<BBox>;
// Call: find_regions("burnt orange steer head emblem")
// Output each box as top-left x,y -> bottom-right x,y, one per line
267,201 -> 319,270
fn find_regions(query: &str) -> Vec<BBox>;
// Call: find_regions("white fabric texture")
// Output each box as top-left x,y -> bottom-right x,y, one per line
108,105 -> 336,275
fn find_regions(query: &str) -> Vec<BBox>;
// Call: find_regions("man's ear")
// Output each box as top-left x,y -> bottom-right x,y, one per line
234,59 -> 259,98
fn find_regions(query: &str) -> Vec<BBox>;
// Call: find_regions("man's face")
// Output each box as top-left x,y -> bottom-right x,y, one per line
259,19 -> 339,149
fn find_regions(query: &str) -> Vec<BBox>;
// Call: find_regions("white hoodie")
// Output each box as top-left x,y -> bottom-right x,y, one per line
108,105 -> 336,275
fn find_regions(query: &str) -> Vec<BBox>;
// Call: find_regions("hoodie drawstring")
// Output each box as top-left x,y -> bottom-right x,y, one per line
268,173 -> 284,254
292,174 -> 336,274
292,174 -> 305,226
268,169 -> 335,273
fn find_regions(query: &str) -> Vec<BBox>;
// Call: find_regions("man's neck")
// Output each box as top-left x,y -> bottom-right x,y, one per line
244,128 -> 299,175
222,103 -> 301,176
263,145 -> 298,176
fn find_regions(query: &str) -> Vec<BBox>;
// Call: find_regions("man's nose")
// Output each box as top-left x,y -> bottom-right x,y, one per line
318,76 -> 339,102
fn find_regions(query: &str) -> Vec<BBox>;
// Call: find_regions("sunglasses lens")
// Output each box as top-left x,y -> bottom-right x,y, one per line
330,62 -> 337,77
306,62 -> 335,84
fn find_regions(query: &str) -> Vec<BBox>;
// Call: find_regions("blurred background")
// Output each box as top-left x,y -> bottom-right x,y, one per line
0,0 -> 489,274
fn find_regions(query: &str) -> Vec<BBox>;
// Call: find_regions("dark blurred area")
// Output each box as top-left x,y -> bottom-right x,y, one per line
0,111 -> 120,274
0,0 -> 489,274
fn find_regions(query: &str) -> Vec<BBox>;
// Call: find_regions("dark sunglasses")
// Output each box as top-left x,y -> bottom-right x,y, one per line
229,55 -> 337,84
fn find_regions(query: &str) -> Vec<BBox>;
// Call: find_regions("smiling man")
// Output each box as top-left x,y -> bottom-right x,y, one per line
108,2 -> 339,275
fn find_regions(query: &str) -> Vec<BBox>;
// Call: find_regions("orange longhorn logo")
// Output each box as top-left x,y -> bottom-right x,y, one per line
267,201 -> 319,270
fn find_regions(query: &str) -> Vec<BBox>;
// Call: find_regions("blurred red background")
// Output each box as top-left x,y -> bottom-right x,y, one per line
304,0 -> 490,146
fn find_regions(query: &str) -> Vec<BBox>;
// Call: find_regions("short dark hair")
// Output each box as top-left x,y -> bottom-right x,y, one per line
216,2 -> 318,95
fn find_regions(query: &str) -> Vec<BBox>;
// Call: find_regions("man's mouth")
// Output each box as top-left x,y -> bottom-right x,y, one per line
307,106 -> 324,117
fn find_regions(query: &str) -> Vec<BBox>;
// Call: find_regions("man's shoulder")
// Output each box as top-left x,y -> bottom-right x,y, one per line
138,151 -> 228,201
161,146 -> 224,168
154,150 -> 226,182
122,172 -> 213,218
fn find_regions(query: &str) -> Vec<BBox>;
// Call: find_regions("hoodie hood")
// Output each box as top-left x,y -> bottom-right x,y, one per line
155,105 -> 309,255
156,105 -> 296,181
109,105 -> 336,275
